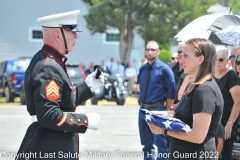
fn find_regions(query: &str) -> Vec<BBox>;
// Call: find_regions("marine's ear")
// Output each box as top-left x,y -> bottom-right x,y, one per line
53,30 -> 61,41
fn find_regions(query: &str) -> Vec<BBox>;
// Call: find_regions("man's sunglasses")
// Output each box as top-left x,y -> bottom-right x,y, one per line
145,48 -> 158,52
178,50 -> 182,54
217,58 -> 224,62
236,60 -> 240,65
171,57 -> 177,60
229,55 -> 237,59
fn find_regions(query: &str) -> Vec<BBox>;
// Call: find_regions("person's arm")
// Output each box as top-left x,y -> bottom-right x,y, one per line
135,69 -> 141,93
166,98 -> 174,110
224,85 -> 240,139
163,67 -> 176,109
170,103 -> 178,111
135,84 -> 140,93
178,75 -> 193,101
149,112 -> 212,144
33,64 -> 91,133
216,137 -> 224,157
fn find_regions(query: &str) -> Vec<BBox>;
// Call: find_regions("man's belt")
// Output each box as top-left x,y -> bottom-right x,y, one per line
140,102 -> 164,108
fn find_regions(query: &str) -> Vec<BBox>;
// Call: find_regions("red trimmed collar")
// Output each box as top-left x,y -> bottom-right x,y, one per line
41,44 -> 68,64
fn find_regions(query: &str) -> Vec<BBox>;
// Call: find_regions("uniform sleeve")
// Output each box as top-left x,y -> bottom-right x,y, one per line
32,64 -> 90,133
75,82 -> 93,106
191,85 -> 216,115
163,66 -> 177,99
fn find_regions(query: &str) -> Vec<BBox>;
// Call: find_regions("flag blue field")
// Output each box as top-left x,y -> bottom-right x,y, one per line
140,109 -> 191,133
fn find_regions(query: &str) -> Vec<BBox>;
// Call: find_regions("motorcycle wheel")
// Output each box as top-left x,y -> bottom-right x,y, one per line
116,95 -> 125,106
91,96 -> 98,105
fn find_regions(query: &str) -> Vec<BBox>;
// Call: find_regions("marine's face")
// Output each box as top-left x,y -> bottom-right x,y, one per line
64,29 -> 78,53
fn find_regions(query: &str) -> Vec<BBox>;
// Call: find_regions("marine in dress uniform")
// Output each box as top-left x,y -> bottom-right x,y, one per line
16,10 -> 104,160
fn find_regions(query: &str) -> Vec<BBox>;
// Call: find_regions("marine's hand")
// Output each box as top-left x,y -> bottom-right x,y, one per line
85,70 -> 104,92
86,113 -> 101,130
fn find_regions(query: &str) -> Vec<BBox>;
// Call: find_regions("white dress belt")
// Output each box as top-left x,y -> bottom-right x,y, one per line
31,112 -> 74,123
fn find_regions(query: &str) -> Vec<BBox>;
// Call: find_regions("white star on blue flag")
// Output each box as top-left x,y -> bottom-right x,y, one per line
140,109 -> 191,133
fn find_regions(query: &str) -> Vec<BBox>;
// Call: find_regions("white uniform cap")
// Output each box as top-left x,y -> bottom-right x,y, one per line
37,10 -> 82,32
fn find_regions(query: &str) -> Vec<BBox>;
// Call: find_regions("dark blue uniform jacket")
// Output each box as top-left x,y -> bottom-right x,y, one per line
16,45 -> 93,160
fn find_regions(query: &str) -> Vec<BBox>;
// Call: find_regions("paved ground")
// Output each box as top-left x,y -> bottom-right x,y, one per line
0,98 -> 144,160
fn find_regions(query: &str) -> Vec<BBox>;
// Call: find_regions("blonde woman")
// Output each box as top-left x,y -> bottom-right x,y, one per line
149,38 -> 224,160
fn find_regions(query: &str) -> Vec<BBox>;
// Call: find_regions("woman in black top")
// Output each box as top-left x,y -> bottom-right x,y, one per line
148,38 -> 224,160
214,46 -> 240,160
233,54 -> 240,160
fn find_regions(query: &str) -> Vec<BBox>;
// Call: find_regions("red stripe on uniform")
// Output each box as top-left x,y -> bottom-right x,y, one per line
56,113 -> 67,126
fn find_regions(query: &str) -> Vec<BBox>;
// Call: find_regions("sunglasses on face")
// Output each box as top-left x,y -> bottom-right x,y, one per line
145,48 -> 158,52
236,60 -> 240,65
229,55 -> 237,60
171,57 -> 177,60
178,50 -> 182,54
217,58 -> 224,62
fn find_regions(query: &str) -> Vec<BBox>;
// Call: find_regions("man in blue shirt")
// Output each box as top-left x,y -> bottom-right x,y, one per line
138,41 -> 176,160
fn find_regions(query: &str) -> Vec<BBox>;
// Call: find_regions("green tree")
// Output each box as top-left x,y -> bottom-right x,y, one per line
140,0 -> 217,46
82,0 -> 152,62
159,49 -> 172,63
230,1 -> 240,14
82,0 -> 218,62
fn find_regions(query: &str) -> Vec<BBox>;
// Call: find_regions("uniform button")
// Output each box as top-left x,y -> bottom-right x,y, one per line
84,120 -> 87,124
78,119 -> 80,122
70,119 -> 73,122
64,131 -> 66,133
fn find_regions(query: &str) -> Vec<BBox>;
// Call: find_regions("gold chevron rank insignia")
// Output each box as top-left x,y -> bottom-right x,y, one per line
45,79 -> 60,101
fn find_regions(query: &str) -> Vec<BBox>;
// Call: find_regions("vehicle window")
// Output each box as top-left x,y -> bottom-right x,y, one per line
67,66 -> 84,86
6,59 -> 31,72
67,67 -> 82,77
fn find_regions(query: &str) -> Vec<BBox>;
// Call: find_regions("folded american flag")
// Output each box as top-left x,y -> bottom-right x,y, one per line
140,109 -> 191,133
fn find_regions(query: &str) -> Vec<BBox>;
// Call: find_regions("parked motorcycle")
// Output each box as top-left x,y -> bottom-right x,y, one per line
90,72 -> 128,105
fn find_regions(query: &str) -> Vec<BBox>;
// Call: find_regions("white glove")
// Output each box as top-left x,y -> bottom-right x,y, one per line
86,113 -> 101,130
85,70 -> 104,92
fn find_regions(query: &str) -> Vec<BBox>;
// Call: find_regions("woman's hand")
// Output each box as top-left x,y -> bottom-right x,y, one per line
170,103 -> 178,111
224,122 -> 233,140
148,123 -> 164,135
